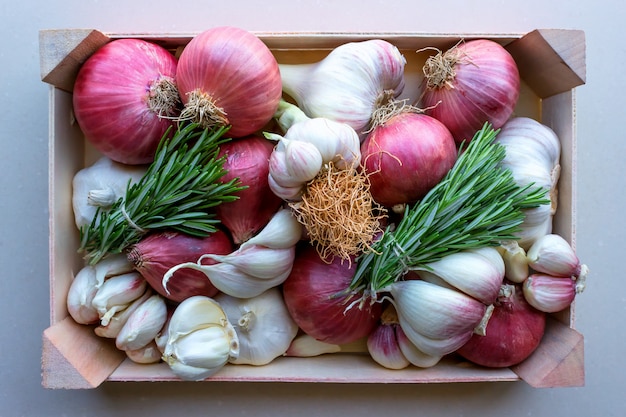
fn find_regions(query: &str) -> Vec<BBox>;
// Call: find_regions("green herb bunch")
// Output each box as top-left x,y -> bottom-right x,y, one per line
80,123 -> 245,265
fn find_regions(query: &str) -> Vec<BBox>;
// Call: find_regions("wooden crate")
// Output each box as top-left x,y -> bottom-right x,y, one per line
39,28 -> 586,389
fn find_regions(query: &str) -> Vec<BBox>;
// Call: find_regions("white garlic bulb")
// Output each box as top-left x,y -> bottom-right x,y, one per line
216,288 -> 298,366
496,117 -> 561,249
162,296 -> 239,381
266,101 -> 362,202
278,39 -> 406,135
72,156 -> 147,229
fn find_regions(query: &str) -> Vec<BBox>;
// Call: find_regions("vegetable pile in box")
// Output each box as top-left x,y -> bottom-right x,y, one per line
64,26 -> 588,381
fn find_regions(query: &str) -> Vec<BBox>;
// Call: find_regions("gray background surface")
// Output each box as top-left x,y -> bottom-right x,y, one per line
1,0 -> 624,415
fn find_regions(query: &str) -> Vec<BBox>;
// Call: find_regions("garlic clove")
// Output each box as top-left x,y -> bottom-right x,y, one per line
284,334 -> 342,357
389,280 -> 487,340
527,233 -> 582,277
66,265 -> 100,325
284,139 -> 324,182
94,288 -> 152,338
396,326 -> 443,368
203,245 -> 295,280
240,208 -> 303,250
414,247 -> 504,305
126,341 -> 162,364
164,261 -> 291,299
91,272 -> 147,326
498,240 -> 529,283
268,172 -> 304,201
268,148 -> 306,188
522,274 -> 577,313
116,294 -> 168,351
93,253 -> 136,287
402,327 -> 473,358
367,321 -> 410,370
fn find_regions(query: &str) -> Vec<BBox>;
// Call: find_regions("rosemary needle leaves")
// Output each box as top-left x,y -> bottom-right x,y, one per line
349,123 -> 549,298
79,123 -> 245,265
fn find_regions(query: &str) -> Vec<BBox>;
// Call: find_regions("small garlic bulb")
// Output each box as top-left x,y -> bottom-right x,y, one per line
496,117 -> 561,249
72,156 -> 147,229
215,288 -> 298,366
278,39 -> 406,134
266,101 -> 362,202
162,296 -> 239,381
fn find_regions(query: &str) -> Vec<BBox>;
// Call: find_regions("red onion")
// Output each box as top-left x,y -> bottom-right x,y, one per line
282,245 -> 382,345
73,38 -> 179,165
420,39 -> 520,144
215,135 -> 283,244
456,283 -> 546,368
176,26 -> 282,137
361,112 -> 457,207
127,230 -> 233,302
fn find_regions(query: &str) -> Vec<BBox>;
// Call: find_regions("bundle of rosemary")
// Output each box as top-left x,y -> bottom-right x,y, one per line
80,123 -> 245,265
349,123 -> 549,299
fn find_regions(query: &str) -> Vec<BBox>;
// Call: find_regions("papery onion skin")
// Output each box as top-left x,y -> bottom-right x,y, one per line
421,39 -> 520,144
456,283 -> 546,368
176,26 -> 282,138
215,135 -> 283,244
282,245 -> 382,345
73,38 -> 179,165
361,113 -> 457,207
127,230 -> 233,302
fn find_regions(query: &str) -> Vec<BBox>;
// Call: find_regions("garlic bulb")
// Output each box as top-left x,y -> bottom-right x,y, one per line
495,117 -> 561,249
414,247 -> 504,305
215,288 -> 298,365
388,280 -> 488,357
72,156 -> 147,229
498,240 -> 529,283
278,39 -> 406,134
367,305 -> 410,370
266,101 -> 362,202
284,334 -> 342,357
162,296 -> 239,381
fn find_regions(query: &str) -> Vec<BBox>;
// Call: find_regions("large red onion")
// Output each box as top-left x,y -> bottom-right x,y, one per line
456,283 -> 546,368
73,38 -> 179,165
420,39 -> 520,144
361,112 -> 457,207
215,135 -> 283,244
176,26 -> 282,137
127,230 -> 233,303
282,245 -> 382,345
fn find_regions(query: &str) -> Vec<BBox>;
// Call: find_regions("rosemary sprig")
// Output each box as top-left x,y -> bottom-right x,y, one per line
79,123 -> 245,265
349,123 -> 549,297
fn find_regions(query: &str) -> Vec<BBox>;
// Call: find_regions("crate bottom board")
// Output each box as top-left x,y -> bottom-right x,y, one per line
42,316 -> 582,388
